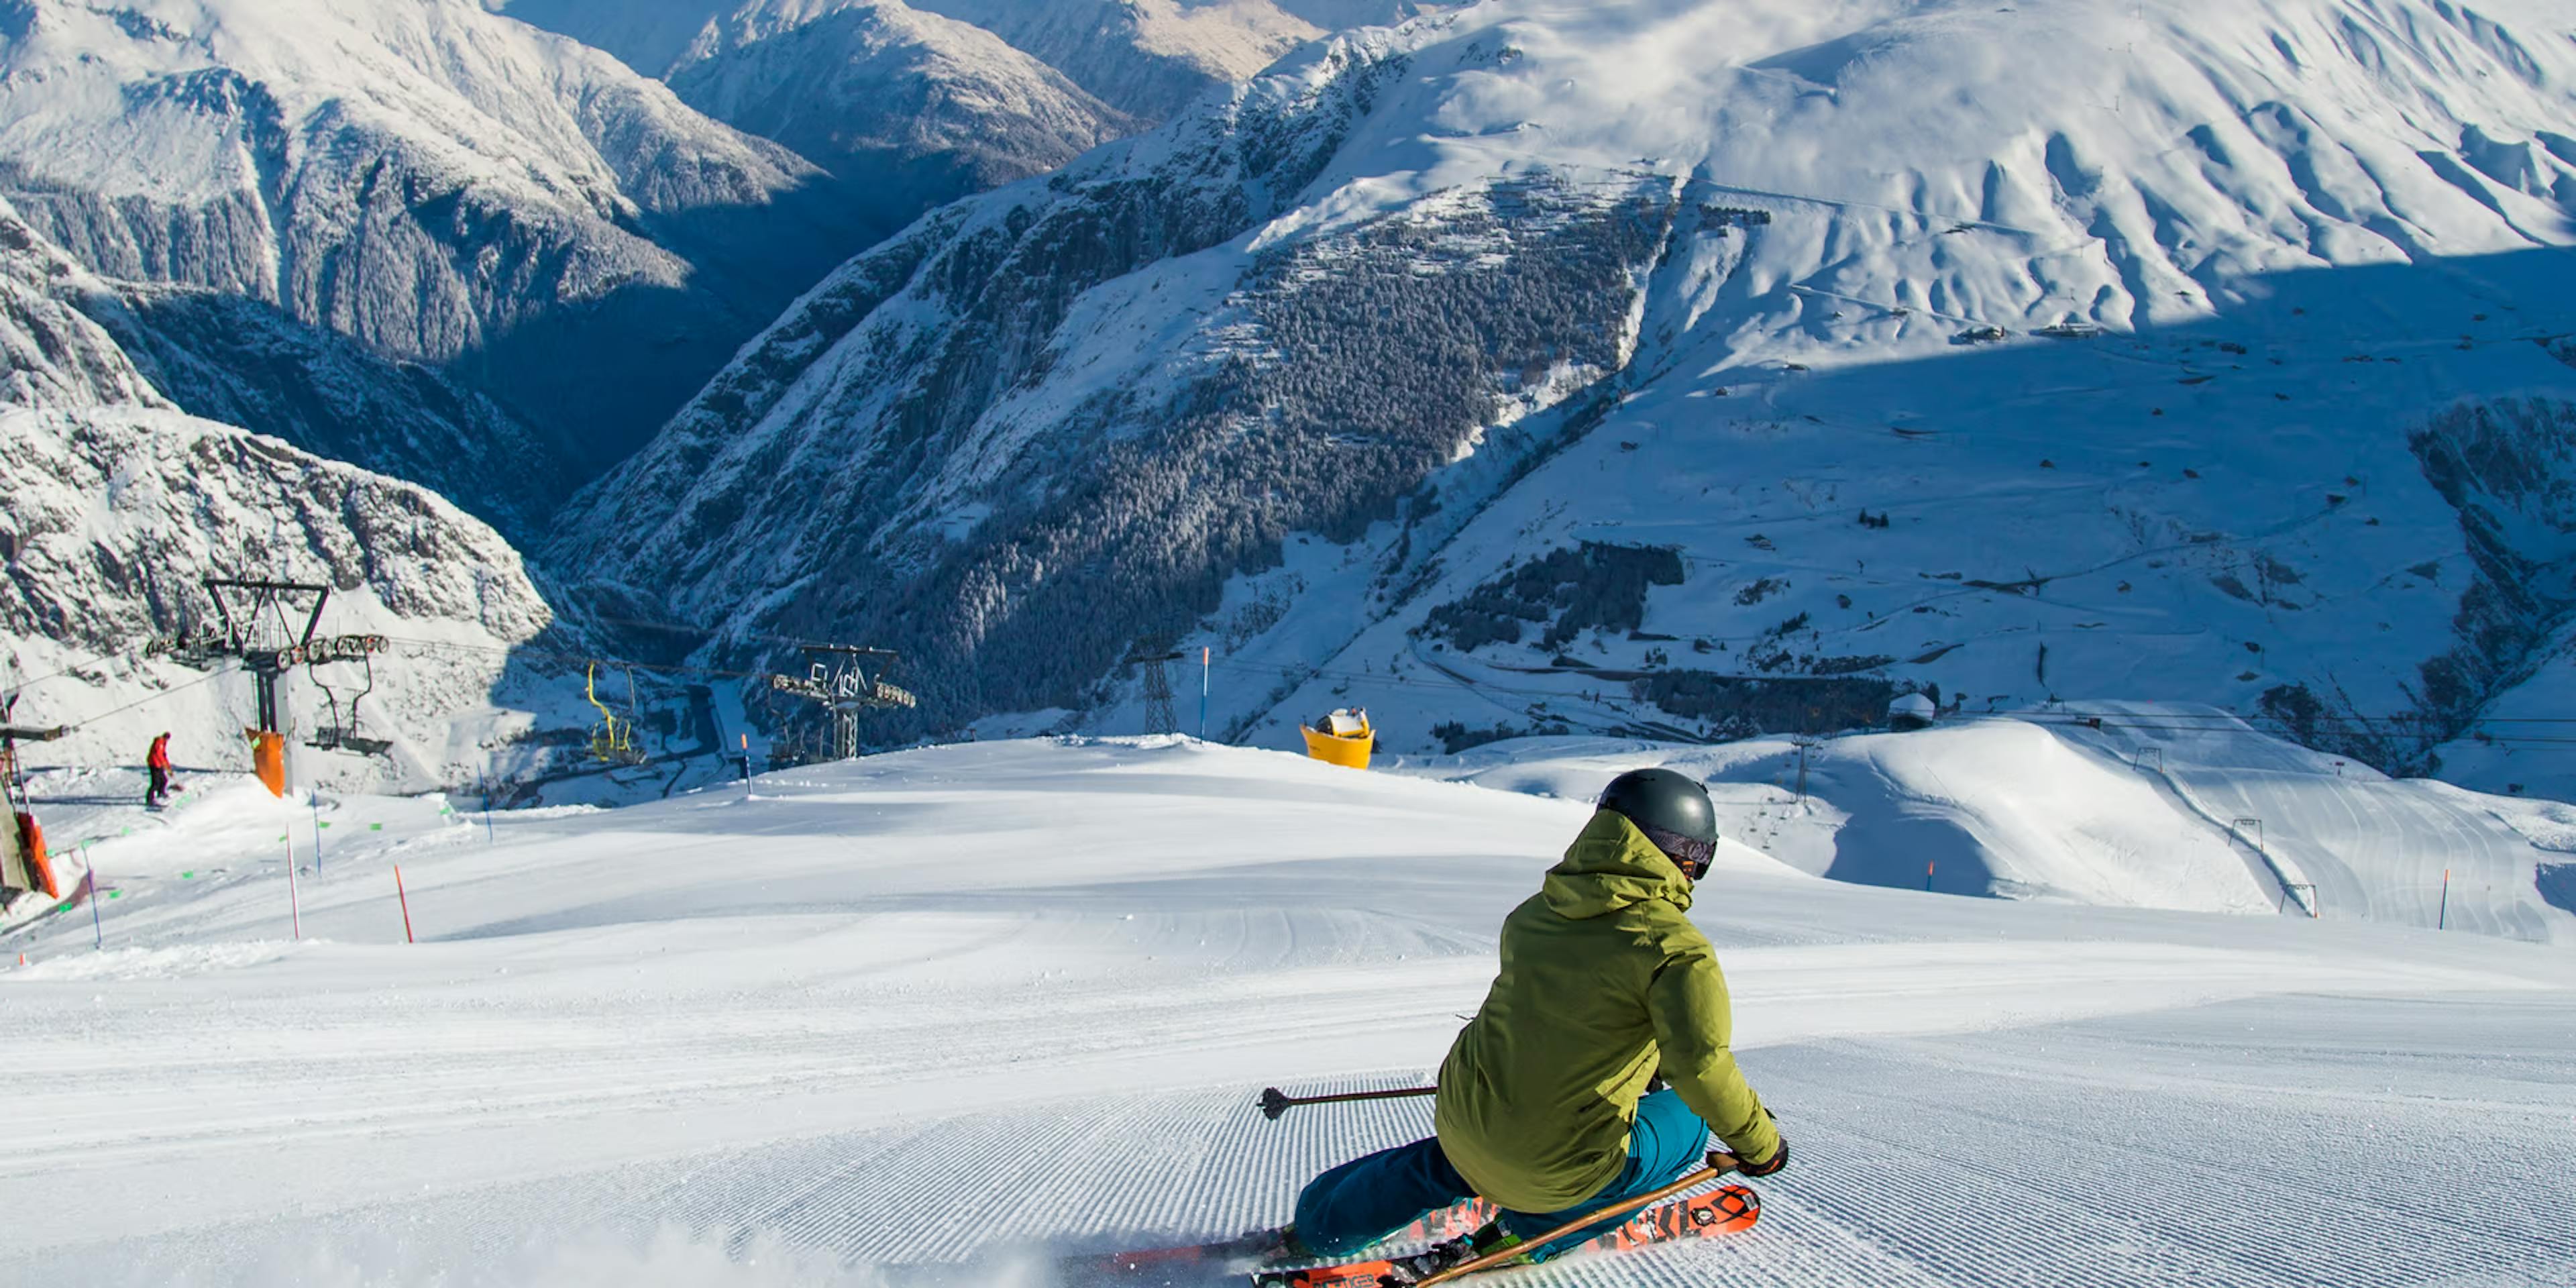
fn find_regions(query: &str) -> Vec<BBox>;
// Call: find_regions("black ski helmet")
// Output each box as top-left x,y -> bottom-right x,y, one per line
1597,767 -> 1719,876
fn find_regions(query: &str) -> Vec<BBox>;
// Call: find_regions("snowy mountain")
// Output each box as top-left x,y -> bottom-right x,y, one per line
906,0 -> 1433,120
493,0 -> 1136,207
0,0 -> 870,480
547,0 -> 2576,789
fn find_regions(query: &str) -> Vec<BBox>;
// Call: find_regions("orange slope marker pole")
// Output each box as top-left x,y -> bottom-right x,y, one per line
394,865 -> 415,945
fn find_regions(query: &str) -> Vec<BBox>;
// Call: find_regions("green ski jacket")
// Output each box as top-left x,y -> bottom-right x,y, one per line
1433,809 -> 1780,1214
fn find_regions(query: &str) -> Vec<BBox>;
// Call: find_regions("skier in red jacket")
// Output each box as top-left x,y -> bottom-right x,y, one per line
144,733 -> 172,808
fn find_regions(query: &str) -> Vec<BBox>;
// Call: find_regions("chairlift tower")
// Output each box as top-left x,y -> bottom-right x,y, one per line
162,579 -> 329,733
154,578 -> 389,785
767,645 -> 917,762
3,694 -> 70,902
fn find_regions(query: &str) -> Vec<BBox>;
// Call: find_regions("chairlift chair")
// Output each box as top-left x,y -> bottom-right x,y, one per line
584,662 -> 647,765
306,638 -> 395,757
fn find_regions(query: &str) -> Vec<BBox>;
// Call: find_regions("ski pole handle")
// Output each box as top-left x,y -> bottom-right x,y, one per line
1413,1152 -> 1742,1287
1257,1085 -> 1438,1120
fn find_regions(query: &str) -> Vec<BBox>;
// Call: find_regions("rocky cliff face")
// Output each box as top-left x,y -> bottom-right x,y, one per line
0,0 -> 870,482
0,404 -> 555,791
0,186 -> 559,794
0,192 -> 568,541
0,199 -> 172,410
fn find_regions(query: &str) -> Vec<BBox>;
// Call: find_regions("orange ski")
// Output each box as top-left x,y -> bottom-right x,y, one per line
1083,1197 -> 1498,1281
1248,1184 -> 1758,1288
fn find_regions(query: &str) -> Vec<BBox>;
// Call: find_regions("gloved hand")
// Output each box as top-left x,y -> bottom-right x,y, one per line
1735,1137 -> 1789,1177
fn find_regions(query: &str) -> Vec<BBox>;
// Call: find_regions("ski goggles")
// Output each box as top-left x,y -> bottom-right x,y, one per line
1639,823 -> 1717,879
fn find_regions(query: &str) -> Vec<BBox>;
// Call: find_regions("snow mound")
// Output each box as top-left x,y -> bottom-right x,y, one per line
1419,707 -> 2576,941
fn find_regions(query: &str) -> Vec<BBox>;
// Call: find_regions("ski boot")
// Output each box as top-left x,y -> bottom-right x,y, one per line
1375,1220 -> 1524,1285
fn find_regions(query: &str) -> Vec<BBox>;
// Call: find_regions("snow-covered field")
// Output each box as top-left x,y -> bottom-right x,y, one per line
5,727 -> 2571,1286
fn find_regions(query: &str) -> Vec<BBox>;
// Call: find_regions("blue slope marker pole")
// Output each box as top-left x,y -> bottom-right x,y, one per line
2438,867 -> 2450,931
312,802 -> 324,875
1199,647 -> 1210,740
87,857 -> 102,951
480,772 -> 497,845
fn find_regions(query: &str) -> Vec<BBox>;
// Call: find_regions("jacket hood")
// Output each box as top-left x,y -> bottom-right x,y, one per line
1541,809 -> 1696,919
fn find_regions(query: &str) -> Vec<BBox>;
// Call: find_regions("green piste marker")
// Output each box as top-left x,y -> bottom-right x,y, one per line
180,871 -> 195,879
371,823 -> 384,832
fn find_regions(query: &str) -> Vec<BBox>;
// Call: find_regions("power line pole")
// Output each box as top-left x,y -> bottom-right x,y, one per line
1126,649 -> 1182,735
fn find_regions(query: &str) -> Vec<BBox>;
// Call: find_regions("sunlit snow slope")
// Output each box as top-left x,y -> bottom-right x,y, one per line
4,737 -> 2570,1287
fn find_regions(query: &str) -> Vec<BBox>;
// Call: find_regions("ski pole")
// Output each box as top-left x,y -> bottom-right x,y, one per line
1414,1152 -> 1744,1287
1258,1085 -> 1438,1120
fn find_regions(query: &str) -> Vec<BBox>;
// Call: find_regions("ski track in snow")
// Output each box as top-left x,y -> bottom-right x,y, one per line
3,739 -> 2572,1285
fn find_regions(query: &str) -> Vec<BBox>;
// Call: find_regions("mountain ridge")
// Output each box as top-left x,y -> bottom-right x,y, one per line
545,0 -> 2576,792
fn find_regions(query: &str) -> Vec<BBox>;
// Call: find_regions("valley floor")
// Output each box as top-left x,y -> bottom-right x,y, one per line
3,738 -> 2570,1286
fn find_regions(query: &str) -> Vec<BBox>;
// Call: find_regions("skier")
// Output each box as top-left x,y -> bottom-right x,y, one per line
1282,768 -> 1786,1275
144,732 -> 172,809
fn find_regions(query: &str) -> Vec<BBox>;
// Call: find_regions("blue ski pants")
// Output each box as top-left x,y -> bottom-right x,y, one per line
1291,1089 -> 1714,1262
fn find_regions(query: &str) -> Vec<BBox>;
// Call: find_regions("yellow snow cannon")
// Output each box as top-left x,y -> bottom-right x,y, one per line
1301,708 -> 1375,769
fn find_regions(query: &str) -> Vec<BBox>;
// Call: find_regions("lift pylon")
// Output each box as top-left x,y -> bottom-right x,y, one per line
766,645 -> 917,763
154,579 -> 386,794
1,694 -> 69,903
